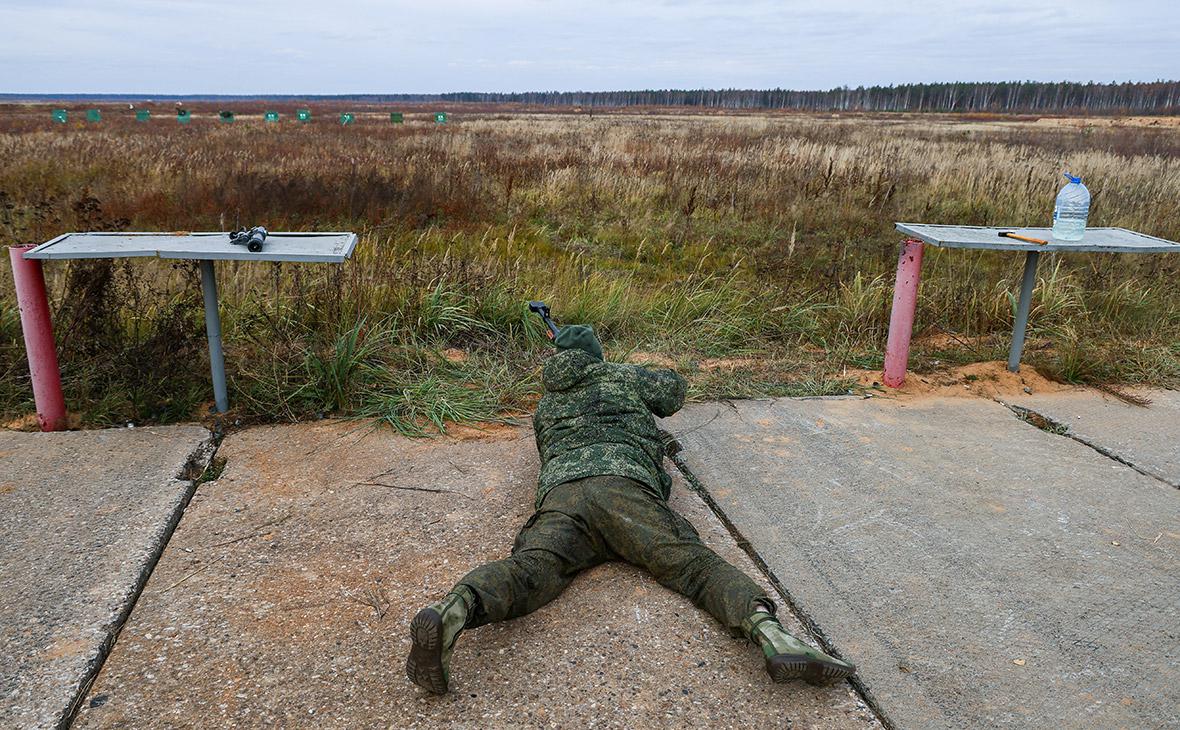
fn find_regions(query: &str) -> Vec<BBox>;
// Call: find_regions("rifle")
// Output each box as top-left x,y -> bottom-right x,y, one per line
528,301 -> 560,340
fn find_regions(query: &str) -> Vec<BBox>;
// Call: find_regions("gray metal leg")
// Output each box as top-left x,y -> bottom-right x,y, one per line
1008,250 -> 1041,373
199,260 -> 229,413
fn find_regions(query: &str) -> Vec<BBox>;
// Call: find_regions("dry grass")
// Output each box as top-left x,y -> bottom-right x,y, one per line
1,105 -> 1178,428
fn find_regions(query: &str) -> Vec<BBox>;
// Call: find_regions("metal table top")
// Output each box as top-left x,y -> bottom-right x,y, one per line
895,224 -> 1179,254
23,231 -> 358,263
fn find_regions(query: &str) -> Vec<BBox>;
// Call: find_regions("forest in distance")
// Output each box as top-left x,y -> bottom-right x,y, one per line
6,80 -> 1180,115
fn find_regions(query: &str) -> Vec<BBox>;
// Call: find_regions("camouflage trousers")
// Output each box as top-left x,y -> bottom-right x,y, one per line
456,475 -> 773,635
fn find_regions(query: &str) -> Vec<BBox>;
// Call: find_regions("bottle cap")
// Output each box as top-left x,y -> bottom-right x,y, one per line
1064,173 -> 1082,184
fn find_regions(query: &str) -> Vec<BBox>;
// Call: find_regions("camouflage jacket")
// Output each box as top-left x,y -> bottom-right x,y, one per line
533,348 -> 688,507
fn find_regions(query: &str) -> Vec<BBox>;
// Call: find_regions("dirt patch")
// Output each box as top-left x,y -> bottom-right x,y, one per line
446,421 -> 527,441
3,412 -> 82,432
3,414 -> 42,431
852,361 -> 1069,400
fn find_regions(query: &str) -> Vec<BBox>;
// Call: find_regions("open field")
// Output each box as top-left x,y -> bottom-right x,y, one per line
1,104 -> 1179,428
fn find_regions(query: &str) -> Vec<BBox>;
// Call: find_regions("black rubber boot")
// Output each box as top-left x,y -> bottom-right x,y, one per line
406,585 -> 475,694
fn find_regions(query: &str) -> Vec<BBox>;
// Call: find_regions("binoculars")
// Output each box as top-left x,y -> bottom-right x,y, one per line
229,226 -> 268,253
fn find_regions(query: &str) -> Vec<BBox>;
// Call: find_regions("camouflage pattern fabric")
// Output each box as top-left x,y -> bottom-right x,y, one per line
532,341 -> 687,508
454,327 -> 770,636
457,475 -> 773,634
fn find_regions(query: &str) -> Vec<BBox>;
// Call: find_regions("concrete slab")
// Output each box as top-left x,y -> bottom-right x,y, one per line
668,397 -> 1180,730
0,425 -> 212,729
1006,388 -> 1180,488
74,422 -> 878,729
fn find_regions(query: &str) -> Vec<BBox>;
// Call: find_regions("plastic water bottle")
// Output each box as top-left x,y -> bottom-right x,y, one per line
1052,173 -> 1090,241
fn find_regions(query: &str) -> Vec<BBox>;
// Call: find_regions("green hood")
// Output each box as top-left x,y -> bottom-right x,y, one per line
554,324 -> 604,362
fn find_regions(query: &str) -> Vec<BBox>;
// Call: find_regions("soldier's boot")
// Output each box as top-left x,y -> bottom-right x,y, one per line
743,608 -> 856,686
406,585 -> 475,694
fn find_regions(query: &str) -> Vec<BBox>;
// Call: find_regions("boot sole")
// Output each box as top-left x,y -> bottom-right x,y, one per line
766,653 -> 856,686
406,607 -> 448,694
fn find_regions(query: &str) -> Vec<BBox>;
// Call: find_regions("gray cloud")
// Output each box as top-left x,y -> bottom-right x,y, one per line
0,0 -> 1175,93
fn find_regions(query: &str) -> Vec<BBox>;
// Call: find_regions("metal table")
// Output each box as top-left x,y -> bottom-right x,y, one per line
11,232 -> 357,428
882,224 -> 1180,387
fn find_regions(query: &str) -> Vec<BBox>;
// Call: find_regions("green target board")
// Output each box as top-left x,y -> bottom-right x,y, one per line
135,109 -> 151,122
52,109 -> 68,123
177,109 -> 191,124
219,110 -> 234,123
434,112 -> 447,124
390,112 -> 404,124
297,108 -> 311,122
340,112 -> 355,125
264,111 -> 279,123
85,109 -> 101,123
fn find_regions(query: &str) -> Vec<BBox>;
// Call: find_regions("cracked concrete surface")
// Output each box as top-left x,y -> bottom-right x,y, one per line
12,386 -> 1175,729
1005,388 -> 1180,488
668,395 -> 1180,729
73,421 -> 878,729
0,425 -> 212,729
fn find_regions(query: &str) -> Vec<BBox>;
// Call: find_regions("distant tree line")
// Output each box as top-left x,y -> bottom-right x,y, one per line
402,81 -> 1180,114
7,80 -> 1178,114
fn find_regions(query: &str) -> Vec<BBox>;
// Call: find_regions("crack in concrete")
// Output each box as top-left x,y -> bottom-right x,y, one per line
60,430 -> 221,730
997,400 -> 1179,490
354,481 -> 473,498
667,448 -> 897,730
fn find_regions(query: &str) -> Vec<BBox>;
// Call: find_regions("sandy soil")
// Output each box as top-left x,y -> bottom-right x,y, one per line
850,360 -> 1070,400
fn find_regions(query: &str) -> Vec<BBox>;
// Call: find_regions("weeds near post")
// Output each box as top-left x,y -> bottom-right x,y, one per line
305,318 -> 378,414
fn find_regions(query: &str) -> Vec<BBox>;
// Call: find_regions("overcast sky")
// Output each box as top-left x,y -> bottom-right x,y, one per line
1,0 -> 1176,94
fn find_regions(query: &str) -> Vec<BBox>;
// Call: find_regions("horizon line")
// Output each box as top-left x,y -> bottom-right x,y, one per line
3,79 -> 1179,99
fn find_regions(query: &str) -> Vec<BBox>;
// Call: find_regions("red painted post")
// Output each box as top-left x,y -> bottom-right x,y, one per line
882,238 -> 925,388
8,245 -> 67,431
